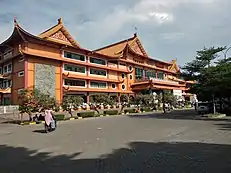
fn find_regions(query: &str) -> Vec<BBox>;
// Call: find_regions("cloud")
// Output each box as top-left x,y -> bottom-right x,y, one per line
0,0 -> 230,65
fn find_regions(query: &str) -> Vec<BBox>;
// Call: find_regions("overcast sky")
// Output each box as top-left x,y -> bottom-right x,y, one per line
0,0 -> 231,65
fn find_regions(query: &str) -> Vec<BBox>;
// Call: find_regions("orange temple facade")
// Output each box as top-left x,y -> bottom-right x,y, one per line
0,18 -> 193,105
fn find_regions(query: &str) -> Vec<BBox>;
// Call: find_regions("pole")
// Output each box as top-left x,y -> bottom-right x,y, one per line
212,95 -> 216,114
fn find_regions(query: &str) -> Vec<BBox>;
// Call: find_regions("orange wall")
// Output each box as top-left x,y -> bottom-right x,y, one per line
27,43 -> 61,59
26,56 -> 62,103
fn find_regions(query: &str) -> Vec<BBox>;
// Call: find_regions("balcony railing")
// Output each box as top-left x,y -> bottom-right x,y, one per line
135,77 -> 179,85
108,62 -> 118,68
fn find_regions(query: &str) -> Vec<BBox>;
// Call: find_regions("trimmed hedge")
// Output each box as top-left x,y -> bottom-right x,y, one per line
124,109 -> 136,114
55,114 -> 65,121
77,111 -> 95,118
104,110 -> 118,115
141,107 -> 152,112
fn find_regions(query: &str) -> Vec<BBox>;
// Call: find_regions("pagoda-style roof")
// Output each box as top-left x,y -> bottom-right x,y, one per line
95,33 -> 148,57
38,18 -> 80,47
94,33 -> 174,65
0,18 -> 80,51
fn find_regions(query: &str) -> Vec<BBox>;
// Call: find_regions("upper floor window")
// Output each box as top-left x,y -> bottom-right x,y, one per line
90,57 -> 106,65
135,67 -> 143,79
18,71 -> 24,77
64,79 -> 86,87
3,49 -> 13,60
157,72 -> 164,79
90,81 -> 107,88
2,80 -> 11,88
0,67 -> 2,74
64,64 -> 85,73
145,70 -> 155,79
90,68 -> 106,76
63,51 -> 85,61
3,63 -> 12,74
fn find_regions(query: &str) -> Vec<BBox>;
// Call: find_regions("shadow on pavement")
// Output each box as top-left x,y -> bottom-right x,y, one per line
0,141 -> 231,173
129,109 -> 231,122
32,129 -> 47,133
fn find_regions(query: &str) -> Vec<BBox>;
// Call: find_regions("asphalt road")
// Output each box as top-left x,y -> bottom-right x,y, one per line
0,110 -> 231,173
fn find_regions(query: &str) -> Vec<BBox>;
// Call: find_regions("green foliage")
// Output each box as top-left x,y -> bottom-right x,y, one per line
90,94 -> 113,106
124,109 -> 136,114
181,46 -> 231,106
77,111 -> 95,118
104,110 -> 118,115
140,107 -> 152,112
54,114 -> 65,121
18,89 -> 57,120
133,94 -> 154,107
62,95 -> 83,116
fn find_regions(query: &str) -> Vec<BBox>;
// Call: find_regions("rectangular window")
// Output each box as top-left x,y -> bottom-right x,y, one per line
90,81 -> 107,88
0,81 -> 2,88
64,64 -> 85,73
0,67 -> 2,74
90,68 -> 106,76
18,71 -> 24,77
3,65 -> 7,74
64,79 -> 86,87
135,67 -> 143,79
157,72 -> 164,79
89,57 -> 106,65
145,70 -> 155,79
7,64 -> 12,73
63,51 -> 85,61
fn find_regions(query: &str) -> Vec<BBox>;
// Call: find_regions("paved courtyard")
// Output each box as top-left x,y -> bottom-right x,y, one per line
1,110 -> 231,173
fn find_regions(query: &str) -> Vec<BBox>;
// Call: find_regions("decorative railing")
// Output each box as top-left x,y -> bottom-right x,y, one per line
135,77 -> 179,84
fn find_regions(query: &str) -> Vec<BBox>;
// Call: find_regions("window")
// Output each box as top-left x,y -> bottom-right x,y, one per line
130,75 -> 132,80
157,72 -> 164,79
122,84 -> 126,90
3,80 -> 11,88
3,65 -> 7,74
3,63 -> 12,74
111,83 -> 116,89
145,70 -> 155,79
63,51 -> 85,61
0,81 -> 2,88
129,66 -> 133,71
64,64 -> 85,73
7,64 -> 12,72
0,67 -> 2,74
135,67 -> 143,79
64,79 -> 86,87
121,73 -> 125,78
90,81 -> 107,88
90,68 -> 106,76
18,71 -> 24,77
90,57 -> 106,65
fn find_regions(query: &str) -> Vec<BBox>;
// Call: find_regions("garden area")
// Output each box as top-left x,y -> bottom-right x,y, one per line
13,88 -> 190,125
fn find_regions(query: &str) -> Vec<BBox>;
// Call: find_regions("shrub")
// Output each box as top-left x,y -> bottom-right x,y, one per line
104,110 -> 118,115
54,114 -> 65,121
77,111 -> 95,118
141,107 -> 152,112
124,109 -> 136,114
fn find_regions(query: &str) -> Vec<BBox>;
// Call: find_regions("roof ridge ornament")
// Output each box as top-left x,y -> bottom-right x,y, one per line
58,18 -> 62,24
14,16 -> 18,27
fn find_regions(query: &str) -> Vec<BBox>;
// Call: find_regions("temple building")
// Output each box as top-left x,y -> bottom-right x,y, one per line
0,18 -> 192,105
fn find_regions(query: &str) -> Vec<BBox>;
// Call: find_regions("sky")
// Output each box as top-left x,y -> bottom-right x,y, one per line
0,0 -> 231,66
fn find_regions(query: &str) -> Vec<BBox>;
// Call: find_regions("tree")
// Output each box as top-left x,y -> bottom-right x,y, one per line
181,46 -> 230,113
62,95 -> 83,117
18,88 -> 57,121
